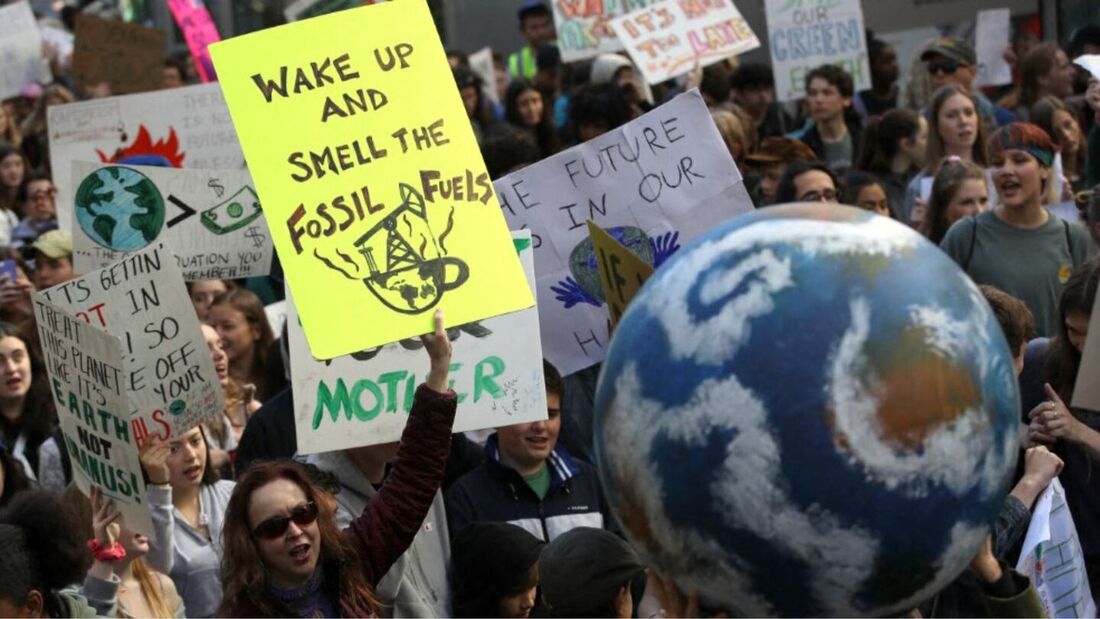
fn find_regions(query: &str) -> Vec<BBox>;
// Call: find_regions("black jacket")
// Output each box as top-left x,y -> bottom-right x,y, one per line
789,116 -> 863,173
445,434 -> 609,542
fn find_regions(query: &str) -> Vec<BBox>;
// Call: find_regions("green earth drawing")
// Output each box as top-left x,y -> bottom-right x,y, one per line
75,166 -> 165,252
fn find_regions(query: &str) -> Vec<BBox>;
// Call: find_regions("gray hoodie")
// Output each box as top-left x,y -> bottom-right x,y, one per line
304,450 -> 452,618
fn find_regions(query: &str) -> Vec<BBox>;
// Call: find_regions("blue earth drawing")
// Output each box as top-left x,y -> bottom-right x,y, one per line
75,166 -> 166,252
594,204 -> 1020,617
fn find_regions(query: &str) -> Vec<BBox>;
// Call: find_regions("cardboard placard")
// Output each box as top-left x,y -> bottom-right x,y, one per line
38,242 -> 225,444
48,82 -> 246,232
32,294 -> 154,537
468,46 -> 499,106
0,2 -> 43,100
610,0 -> 760,85
974,9 -> 1012,88
588,221 -> 653,329
764,0 -> 871,102
210,0 -> 533,359
290,231 -> 547,453
70,13 -> 166,95
71,162 -> 273,281
553,0 -> 657,62
167,0 -> 222,82
494,89 -> 753,376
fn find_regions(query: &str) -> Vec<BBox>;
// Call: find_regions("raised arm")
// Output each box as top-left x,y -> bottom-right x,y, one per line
344,310 -> 458,585
140,438 -> 176,574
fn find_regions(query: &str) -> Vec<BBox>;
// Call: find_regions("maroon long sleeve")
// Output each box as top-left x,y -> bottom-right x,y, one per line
343,383 -> 457,586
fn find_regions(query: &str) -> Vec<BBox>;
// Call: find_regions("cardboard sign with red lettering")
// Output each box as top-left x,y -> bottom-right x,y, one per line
38,242 -> 225,443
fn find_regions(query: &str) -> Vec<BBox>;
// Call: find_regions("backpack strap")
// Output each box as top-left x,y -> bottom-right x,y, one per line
963,214 -> 979,272
1063,219 -> 1072,257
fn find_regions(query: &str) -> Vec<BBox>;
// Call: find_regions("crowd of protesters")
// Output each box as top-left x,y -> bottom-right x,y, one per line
0,0 -> 1098,617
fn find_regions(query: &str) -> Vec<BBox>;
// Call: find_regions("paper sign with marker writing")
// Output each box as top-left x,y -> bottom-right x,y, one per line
210,0 -> 533,359
553,0 -> 657,62
588,222 -> 653,329
495,89 -> 752,376
610,0 -> 760,85
0,2 -> 44,100
71,13 -> 166,95
468,47 -> 499,106
49,82 -> 245,233
1016,479 -> 1097,618
167,0 -> 222,82
38,242 -> 225,444
39,23 -> 74,67
31,294 -> 154,538
71,162 -> 273,281
764,0 -> 871,102
974,9 -> 1011,88
1072,284 -> 1100,412
290,231 -> 546,453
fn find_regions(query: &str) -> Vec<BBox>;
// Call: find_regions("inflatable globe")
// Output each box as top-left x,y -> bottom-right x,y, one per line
75,166 -> 165,251
594,204 -> 1020,617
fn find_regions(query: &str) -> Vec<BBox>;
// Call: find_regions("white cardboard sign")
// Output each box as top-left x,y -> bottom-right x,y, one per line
493,89 -> 753,376
32,294 -> 155,538
38,242 -> 225,444
610,0 -> 760,85
0,2 -> 44,100
974,9 -> 1012,88
289,231 -> 547,453
48,82 -> 246,233
71,162 -> 273,281
764,0 -> 871,102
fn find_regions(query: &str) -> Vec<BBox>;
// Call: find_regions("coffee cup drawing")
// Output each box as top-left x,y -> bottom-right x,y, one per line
355,183 -> 469,314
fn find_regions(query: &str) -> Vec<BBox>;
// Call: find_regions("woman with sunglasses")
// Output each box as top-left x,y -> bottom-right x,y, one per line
217,310 -> 456,617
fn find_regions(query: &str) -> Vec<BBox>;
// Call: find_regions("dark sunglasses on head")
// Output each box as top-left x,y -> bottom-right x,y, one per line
926,60 -> 961,75
253,501 -> 319,539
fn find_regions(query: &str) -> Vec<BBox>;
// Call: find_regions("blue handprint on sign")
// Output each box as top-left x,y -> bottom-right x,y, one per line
650,231 -> 681,268
551,276 -> 601,309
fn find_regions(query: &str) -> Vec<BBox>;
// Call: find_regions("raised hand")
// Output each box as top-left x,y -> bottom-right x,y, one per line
139,437 -> 172,485
90,486 -> 121,547
420,309 -> 452,393
1030,383 -> 1082,442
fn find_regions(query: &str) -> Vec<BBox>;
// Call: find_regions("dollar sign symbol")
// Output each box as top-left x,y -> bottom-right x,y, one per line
208,179 -> 225,197
244,226 -> 265,248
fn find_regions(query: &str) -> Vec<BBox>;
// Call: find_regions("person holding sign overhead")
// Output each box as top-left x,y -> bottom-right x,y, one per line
64,486 -> 185,618
140,425 -> 232,618
217,310 -> 457,617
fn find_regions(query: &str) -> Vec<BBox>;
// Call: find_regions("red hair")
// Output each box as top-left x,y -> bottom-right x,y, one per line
219,461 -> 379,617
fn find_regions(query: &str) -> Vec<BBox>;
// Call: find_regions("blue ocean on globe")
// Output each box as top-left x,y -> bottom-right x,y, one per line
594,204 -> 1020,617
75,166 -> 165,252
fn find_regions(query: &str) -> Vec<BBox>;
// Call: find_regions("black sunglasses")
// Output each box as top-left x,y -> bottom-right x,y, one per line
253,501 -> 319,539
926,60 -> 961,75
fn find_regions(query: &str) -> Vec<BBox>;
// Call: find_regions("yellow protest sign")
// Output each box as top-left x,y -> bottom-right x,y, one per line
209,0 -> 533,358
588,221 -> 654,329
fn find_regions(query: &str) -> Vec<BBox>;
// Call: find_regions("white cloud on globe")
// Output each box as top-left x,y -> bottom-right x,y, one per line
642,217 -> 919,367
607,364 -> 881,616
827,297 -> 1015,499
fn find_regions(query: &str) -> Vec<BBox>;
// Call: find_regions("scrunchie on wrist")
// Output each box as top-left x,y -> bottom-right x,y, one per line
87,539 -> 127,562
